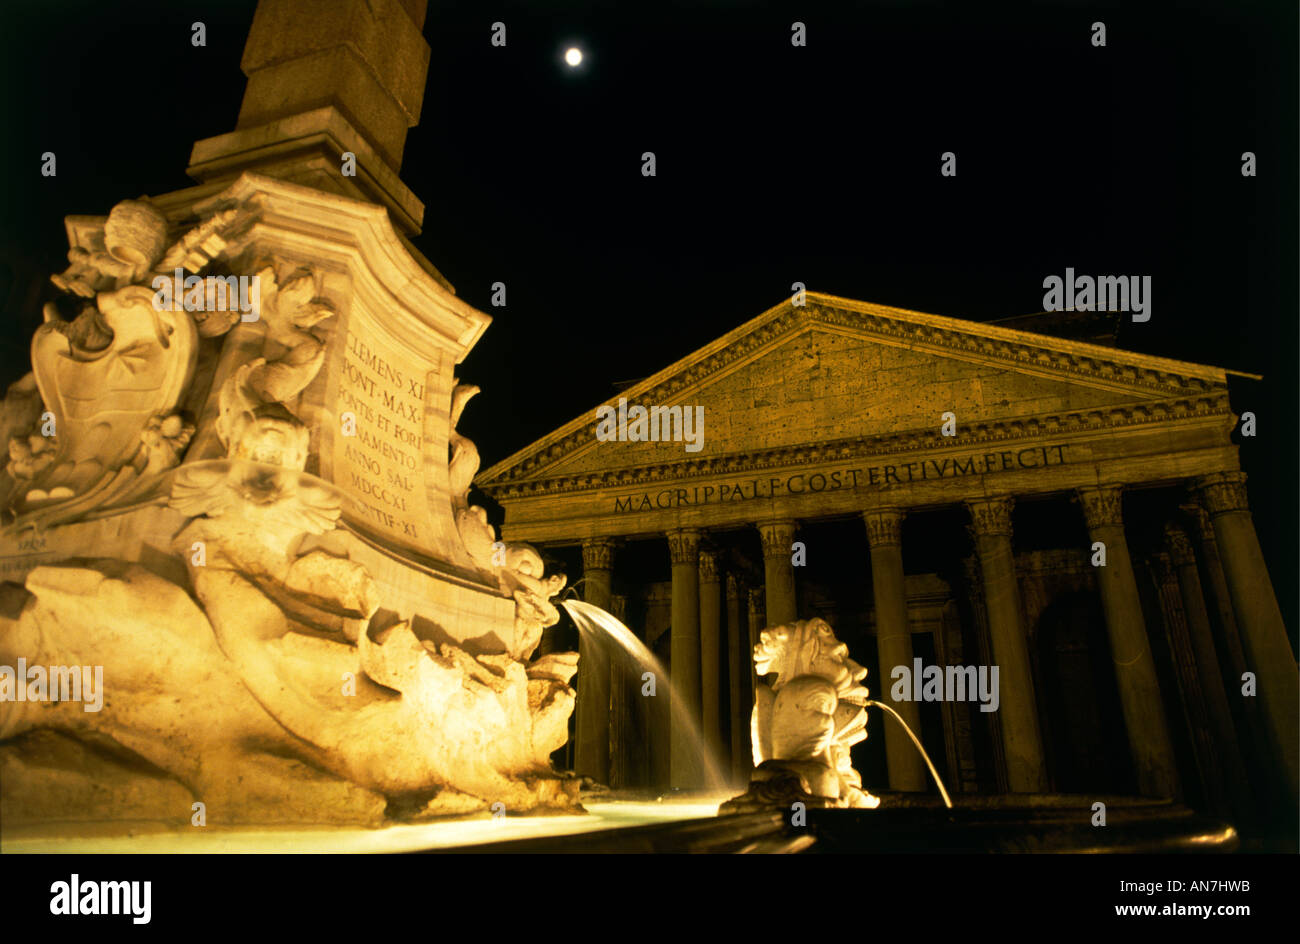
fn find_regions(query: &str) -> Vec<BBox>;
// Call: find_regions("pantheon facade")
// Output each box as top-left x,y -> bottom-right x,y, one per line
477,293 -> 1296,828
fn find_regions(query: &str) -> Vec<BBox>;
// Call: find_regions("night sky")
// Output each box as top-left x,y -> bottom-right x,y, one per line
0,0 -> 1294,621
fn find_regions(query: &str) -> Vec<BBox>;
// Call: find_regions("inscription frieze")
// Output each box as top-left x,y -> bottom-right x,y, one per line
611,444 -> 1069,513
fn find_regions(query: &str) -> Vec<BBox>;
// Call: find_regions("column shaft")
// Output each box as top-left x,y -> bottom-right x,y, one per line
746,587 -> 766,764
668,529 -> 703,789
1183,503 -> 1250,688
967,498 -> 1048,792
574,539 -> 614,784
963,555 -> 1009,791
758,520 -> 798,626
1077,487 -> 1179,798
1184,501 -> 1275,794
1167,525 -> 1253,816
698,550 -> 724,764
726,575 -> 748,785
1150,552 -> 1224,811
608,593 -> 632,789
1196,473 -> 1299,801
864,509 -> 927,792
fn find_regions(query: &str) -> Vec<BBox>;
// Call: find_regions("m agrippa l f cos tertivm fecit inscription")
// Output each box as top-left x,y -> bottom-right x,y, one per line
612,444 -> 1070,512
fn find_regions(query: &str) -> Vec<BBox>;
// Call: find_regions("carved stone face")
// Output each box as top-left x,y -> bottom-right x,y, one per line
754,618 -> 866,697
753,624 -> 791,677
504,544 -> 545,578
807,623 -> 868,693
231,413 -> 309,470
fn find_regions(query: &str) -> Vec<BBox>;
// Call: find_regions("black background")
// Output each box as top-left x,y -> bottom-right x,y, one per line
0,0 -> 1294,628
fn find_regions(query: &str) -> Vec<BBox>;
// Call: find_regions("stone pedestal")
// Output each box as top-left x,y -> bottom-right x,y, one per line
0,169 -> 580,825
185,0 -> 431,235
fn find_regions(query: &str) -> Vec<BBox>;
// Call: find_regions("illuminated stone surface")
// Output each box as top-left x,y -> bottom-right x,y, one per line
722,618 -> 877,812
0,178 -> 580,829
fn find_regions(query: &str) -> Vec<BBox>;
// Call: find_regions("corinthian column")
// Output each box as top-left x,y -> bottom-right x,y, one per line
1182,500 -> 1273,792
1076,486 -> 1178,798
1165,524 -> 1252,815
757,519 -> 798,626
575,538 -> 616,784
966,497 -> 1048,792
1181,502 -> 1250,696
1194,472 -> 1298,801
863,508 -> 926,792
746,586 -> 765,763
608,593 -> 632,789
698,549 -> 724,763
726,574 -> 748,784
667,528 -> 703,789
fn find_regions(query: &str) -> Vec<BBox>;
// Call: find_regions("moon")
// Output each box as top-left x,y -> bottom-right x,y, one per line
564,47 -> 583,67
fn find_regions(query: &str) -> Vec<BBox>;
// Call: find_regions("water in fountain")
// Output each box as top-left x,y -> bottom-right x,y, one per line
864,699 -> 954,809
560,599 -> 731,794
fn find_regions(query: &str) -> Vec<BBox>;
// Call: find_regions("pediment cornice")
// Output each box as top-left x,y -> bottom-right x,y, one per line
476,293 -> 1231,489
478,390 -> 1232,500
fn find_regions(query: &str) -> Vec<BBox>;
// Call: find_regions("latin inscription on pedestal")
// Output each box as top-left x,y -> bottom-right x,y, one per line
335,329 -> 430,551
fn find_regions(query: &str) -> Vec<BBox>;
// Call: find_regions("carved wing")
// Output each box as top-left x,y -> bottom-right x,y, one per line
277,481 -> 343,535
169,463 -> 237,519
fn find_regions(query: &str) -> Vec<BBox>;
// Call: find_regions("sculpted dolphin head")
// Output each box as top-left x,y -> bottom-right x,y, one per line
754,618 -> 869,703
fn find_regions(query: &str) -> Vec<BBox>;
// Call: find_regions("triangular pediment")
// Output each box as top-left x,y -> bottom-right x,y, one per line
477,293 -> 1230,492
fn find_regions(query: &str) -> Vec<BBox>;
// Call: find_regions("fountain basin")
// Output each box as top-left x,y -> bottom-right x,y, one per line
0,797 -> 731,854
794,794 -> 1239,854
1,794 -> 1240,853
425,794 -> 1238,854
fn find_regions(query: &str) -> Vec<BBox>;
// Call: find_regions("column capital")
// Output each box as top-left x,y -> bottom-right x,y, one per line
610,593 -> 628,622
1149,551 -> 1176,585
756,519 -> 797,559
725,573 -> 741,600
1180,501 -> 1218,547
699,548 -> 721,582
666,528 -> 702,565
967,496 -> 1015,538
1194,471 -> 1250,517
862,508 -> 905,547
1075,485 -> 1125,530
581,537 -> 619,571
1164,524 -> 1196,567
747,586 -> 766,614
